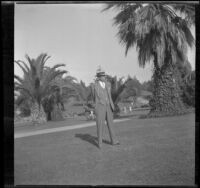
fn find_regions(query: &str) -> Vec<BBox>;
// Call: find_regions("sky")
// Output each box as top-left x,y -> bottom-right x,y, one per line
14,3 -> 196,86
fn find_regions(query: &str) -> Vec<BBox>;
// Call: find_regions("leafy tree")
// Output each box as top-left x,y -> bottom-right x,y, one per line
103,3 -> 194,117
122,77 -> 139,104
14,53 -> 67,124
126,76 -> 142,96
141,80 -> 154,92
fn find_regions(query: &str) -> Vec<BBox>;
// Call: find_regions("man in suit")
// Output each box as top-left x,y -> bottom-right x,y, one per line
91,67 -> 120,149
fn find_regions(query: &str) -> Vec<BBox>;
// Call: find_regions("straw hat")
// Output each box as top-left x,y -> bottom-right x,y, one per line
96,66 -> 106,77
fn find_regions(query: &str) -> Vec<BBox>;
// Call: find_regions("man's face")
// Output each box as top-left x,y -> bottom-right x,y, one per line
99,75 -> 106,82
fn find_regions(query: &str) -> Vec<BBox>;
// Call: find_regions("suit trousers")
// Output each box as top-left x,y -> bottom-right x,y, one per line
95,103 -> 116,146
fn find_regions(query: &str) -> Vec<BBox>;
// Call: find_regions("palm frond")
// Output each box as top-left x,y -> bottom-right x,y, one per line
171,4 -> 195,25
178,19 -> 195,48
137,33 -> 154,67
163,4 -> 178,18
117,19 -> 137,56
15,60 -> 30,73
40,70 -> 67,96
51,64 -> 66,71
38,53 -> 51,77
14,86 -> 34,100
25,54 -> 36,76
113,4 -> 141,26
14,75 -> 24,84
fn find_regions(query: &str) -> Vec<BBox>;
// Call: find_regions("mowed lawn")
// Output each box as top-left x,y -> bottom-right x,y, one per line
15,113 -> 195,185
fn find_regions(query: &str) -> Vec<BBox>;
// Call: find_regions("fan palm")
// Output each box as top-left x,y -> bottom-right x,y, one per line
103,3 -> 195,117
14,53 -> 67,124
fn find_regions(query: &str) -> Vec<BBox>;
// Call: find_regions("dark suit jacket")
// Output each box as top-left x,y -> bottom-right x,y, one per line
91,80 -> 114,111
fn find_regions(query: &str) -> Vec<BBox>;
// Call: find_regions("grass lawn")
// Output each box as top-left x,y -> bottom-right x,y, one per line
14,118 -> 88,133
14,108 -> 150,134
14,113 -> 195,185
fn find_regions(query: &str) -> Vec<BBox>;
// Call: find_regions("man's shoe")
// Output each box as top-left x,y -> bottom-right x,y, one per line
111,141 -> 120,146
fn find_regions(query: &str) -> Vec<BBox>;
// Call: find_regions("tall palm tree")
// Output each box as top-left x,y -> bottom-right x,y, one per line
14,53 -> 67,124
103,3 -> 194,117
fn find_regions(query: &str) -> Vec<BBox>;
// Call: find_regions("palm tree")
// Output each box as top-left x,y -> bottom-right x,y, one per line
50,74 -> 78,109
72,80 -> 92,105
123,77 -> 140,104
14,53 -> 67,124
50,74 -> 78,95
103,3 -> 195,117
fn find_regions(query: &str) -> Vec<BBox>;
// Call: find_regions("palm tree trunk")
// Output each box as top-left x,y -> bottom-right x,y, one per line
148,62 -> 187,117
30,102 -> 47,125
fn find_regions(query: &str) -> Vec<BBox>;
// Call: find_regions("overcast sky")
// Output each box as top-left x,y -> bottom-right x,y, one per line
14,3 -> 196,86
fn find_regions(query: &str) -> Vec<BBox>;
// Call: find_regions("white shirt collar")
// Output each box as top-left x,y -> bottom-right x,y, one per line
99,81 -> 105,88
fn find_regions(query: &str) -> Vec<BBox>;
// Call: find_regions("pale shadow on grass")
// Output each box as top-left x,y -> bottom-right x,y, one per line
75,133 -> 111,148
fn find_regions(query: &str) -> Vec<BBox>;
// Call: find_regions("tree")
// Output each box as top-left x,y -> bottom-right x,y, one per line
123,77 -> 140,104
103,3 -> 194,117
50,74 -> 77,97
72,80 -> 93,105
141,80 -> 154,92
126,76 -> 142,96
14,53 -> 67,124
49,74 -> 78,109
